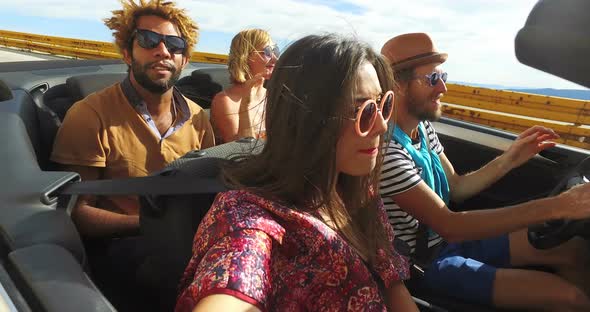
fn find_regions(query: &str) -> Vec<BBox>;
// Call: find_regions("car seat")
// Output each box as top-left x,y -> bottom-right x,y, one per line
34,73 -> 126,170
0,79 -> 13,101
175,67 -> 231,109
138,138 -> 263,311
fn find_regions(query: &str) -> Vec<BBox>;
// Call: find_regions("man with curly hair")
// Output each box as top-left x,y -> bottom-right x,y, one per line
50,1 -> 214,310
52,0 -> 214,237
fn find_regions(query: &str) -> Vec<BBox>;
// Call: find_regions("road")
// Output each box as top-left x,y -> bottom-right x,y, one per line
0,47 -> 65,62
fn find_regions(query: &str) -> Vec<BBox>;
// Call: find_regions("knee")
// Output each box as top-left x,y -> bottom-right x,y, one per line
547,287 -> 590,311
560,238 -> 590,267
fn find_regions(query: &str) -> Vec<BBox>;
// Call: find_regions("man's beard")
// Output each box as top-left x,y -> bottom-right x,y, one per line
131,58 -> 181,94
407,91 -> 442,122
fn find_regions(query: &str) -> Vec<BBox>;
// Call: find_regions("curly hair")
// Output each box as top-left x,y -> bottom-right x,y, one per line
104,0 -> 199,57
227,29 -> 272,83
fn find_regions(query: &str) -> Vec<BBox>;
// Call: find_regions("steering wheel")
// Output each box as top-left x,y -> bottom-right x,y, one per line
527,156 -> 590,249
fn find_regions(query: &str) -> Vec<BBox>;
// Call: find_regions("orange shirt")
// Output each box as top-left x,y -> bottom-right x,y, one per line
51,82 -> 215,215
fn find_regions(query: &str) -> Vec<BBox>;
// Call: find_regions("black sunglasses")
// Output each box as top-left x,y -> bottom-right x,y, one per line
133,29 -> 187,55
419,72 -> 448,87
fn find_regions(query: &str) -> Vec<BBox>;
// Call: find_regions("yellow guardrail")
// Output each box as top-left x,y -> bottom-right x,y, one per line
1,30 -> 588,149
443,84 -> 590,149
0,29 -> 228,64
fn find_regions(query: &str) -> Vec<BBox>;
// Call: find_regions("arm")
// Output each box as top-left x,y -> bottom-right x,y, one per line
210,92 -> 243,143
65,165 -> 139,237
193,295 -> 260,312
176,228 -> 272,312
375,199 -> 415,311
444,125 -> 559,203
210,75 -> 265,143
385,281 -> 418,312
199,111 -> 216,149
441,151 -> 511,203
51,102 -> 139,237
392,180 -> 590,243
237,74 -> 265,139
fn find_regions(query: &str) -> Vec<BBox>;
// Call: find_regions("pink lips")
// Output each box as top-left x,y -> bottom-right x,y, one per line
359,148 -> 378,155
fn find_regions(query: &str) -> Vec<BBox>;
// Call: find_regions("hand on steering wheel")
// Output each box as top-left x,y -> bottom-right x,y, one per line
528,156 -> 590,249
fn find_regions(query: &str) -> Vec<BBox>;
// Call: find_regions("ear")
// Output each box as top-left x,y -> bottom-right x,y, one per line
395,79 -> 409,96
122,48 -> 132,66
180,54 -> 189,69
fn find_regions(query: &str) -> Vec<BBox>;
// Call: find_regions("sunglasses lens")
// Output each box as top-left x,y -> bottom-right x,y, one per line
136,30 -> 186,54
165,36 -> 187,54
429,73 -> 439,86
428,72 -> 448,86
381,92 -> 394,121
359,102 -> 377,133
262,45 -> 280,59
137,30 -> 160,49
263,46 -> 273,59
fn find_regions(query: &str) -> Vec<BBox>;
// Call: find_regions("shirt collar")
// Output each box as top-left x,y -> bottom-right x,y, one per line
120,75 -> 191,140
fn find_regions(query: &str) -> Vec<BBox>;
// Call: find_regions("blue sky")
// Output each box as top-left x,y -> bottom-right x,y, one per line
0,0 -> 586,89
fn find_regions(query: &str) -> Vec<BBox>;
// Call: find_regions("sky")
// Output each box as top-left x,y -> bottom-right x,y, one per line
0,0 -> 586,89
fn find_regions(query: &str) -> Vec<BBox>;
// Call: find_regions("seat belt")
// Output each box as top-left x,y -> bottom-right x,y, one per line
59,173 -> 227,196
54,172 -> 228,216
413,123 -> 435,267
414,223 -> 431,267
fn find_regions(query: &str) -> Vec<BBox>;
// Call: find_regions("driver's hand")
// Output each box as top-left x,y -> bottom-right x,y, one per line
556,183 -> 590,220
503,126 -> 559,169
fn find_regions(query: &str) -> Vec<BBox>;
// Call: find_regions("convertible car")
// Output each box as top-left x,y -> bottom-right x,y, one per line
0,0 -> 588,311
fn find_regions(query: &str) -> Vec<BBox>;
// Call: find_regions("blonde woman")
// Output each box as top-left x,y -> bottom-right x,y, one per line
210,29 -> 278,143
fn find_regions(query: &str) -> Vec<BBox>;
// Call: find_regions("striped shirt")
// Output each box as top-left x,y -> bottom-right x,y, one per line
380,121 -> 445,255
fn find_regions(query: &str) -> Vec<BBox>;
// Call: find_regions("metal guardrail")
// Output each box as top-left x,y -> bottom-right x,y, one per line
1,29 -> 588,149
0,29 -> 228,64
443,84 -> 590,149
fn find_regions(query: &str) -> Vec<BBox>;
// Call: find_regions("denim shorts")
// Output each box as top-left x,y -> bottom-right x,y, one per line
421,234 -> 511,305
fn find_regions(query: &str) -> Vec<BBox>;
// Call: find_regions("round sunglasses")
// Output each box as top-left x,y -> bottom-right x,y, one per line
350,90 -> 395,136
254,44 -> 280,61
134,29 -> 187,55
419,72 -> 448,87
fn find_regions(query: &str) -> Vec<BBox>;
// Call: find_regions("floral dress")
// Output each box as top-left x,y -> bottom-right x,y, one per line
176,190 -> 409,312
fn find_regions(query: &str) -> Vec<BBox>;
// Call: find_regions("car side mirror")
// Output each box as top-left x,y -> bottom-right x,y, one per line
515,0 -> 590,88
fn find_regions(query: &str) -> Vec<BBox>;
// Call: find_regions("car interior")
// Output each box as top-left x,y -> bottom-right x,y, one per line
0,0 -> 589,311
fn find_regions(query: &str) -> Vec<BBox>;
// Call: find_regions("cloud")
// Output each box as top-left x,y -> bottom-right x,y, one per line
1,0 -> 585,88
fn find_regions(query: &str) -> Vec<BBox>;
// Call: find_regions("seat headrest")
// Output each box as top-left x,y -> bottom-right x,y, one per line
0,80 -> 12,101
66,73 -> 127,102
191,68 -> 231,91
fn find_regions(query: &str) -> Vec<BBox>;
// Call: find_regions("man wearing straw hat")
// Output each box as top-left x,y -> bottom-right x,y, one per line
379,32 -> 590,310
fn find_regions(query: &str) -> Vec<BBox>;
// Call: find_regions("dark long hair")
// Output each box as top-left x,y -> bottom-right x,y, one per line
224,34 -> 395,265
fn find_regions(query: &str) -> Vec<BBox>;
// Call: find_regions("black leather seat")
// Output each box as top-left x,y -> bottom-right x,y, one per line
138,138 -> 263,311
175,67 -> 230,109
35,73 -> 126,169
0,79 -> 13,101
66,73 -> 126,104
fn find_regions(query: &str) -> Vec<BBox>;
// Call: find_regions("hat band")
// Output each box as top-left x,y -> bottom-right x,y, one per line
392,51 -> 440,67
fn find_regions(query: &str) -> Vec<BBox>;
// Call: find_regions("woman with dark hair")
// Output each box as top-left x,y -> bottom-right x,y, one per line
176,34 -> 417,312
